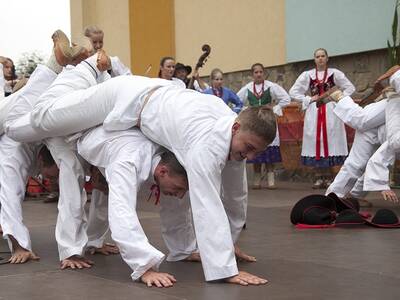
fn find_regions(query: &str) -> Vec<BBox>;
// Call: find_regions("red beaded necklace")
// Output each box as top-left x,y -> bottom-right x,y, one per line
212,87 -> 223,98
253,81 -> 264,99
315,67 -> 328,95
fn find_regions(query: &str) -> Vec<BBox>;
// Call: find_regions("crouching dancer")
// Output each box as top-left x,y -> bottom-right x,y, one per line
77,126 -> 187,287
6,74 -> 274,285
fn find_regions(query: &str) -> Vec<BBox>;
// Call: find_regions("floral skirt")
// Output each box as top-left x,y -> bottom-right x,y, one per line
247,146 -> 282,164
301,155 -> 347,168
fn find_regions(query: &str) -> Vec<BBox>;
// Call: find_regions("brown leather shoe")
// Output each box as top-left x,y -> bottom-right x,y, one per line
96,49 -> 111,72
52,30 -> 72,66
376,65 -> 400,83
69,46 -> 91,66
70,36 -> 94,66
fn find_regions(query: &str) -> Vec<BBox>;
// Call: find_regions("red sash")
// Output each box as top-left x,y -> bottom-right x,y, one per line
315,69 -> 329,160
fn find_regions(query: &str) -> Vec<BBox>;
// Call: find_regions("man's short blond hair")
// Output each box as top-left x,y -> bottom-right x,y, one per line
84,25 -> 104,37
237,106 -> 277,144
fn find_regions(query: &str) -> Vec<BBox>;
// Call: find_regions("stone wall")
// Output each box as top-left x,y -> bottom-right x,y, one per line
208,48 -> 390,183
204,48 -> 389,95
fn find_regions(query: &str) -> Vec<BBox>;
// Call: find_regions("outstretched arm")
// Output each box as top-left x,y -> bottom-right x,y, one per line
333,97 -> 386,131
106,160 -> 172,285
363,141 -> 396,202
186,146 -> 268,284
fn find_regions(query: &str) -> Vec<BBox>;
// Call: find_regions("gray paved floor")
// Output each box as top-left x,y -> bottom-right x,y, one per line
1,182 -> 400,300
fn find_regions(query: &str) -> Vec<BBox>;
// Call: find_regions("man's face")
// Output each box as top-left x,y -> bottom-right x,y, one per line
174,69 -> 188,81
89,33 -> 104,51
156,167 -> 188,199
3,61 -> 13,79
229,122 -> 268,161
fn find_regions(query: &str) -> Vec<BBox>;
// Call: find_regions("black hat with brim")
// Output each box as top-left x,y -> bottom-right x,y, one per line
175,62 -> 192,75
327,192 -> 360,212
290,194 -> 336,225
365,209 -> 400,228
335,209 -> 366,227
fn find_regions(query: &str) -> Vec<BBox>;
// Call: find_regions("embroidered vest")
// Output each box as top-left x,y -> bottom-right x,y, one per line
247,87 -> 272,106
309,73 -> 335,96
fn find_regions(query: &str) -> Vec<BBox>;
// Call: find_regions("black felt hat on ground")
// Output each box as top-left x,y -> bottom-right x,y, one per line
334,209 -> 366,227
290,194 -> 336,225
327,192 -> 360,212
365,209 -> 400,228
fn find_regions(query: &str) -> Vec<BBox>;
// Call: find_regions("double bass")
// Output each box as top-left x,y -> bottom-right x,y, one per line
187,44 -> 211,90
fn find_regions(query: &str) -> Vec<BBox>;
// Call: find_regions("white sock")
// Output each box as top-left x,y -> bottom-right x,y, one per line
46,50 -> 63,74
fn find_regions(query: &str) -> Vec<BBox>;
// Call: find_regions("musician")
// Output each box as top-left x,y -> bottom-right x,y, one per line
172,62 -> 207,92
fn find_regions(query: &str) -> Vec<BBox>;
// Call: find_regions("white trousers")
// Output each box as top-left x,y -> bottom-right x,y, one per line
86,189 -> 109,248
326,129 -> 380,198
0,64 -> 56,252
159,160 -> 248,262
4,65 -> 57,137
386,95 -> 400,152
46,137 -> 88,260
333,96 -> 386,132
0,134 -> 39,252
105,160 -> 164,280
159,194 -> 198,261
363,141 -> 396,191
5,56 -> 111,143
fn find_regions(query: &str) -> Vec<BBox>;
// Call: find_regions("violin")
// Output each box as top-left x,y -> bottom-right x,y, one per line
187,44 -> 211,89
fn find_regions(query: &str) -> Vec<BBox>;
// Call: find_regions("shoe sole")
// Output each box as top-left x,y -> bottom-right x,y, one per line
52,30 -> 72,66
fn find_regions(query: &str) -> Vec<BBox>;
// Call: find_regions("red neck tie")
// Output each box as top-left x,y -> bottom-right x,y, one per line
147,184 -> 160,205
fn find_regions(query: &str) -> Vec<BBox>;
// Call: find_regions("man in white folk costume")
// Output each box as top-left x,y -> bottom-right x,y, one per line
77,125 -> 189,287
2,30 -> 187,287
0,30 -> 98,263
323,59 -> 400,203
324,89 -> 391,202
6,49 -> 276,285
0,31 -> 126,267
360,65 -> 400,203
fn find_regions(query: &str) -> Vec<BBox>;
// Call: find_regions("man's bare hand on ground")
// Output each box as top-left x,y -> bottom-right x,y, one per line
9,248 -> 40,264
235,245 -> 256,262
60,255 -> 94,269
225,271 -> 268,286
382,190 -> 399,203
8,235 -> 40,264
87,243 -> 119,256
140,269 -> 177,288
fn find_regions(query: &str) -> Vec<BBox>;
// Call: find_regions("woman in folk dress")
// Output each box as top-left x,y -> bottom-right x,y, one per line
289,48 -> 355,188
237,63 -> 291,189
203,68 -> 243,114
